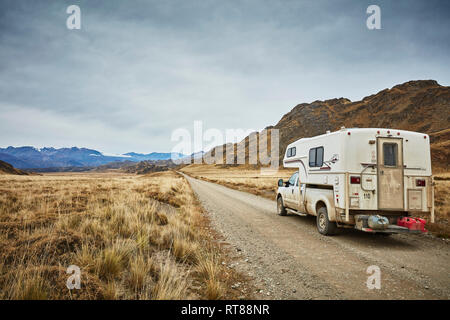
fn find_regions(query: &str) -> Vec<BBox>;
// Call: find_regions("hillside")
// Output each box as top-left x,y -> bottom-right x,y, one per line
94,159 -> 177,174
0,160 -> 30,175
204,80 -> 450,171
122,160 -> 177,174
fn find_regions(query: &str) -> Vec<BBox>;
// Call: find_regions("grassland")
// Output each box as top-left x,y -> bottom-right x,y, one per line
181,165 -> 297,199
181,164 -> 449,238
0,171 -> 249,299
431,172 -> 450,237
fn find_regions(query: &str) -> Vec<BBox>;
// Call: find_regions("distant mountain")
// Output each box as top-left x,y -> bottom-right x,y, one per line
177,151 -> 206,164
0,152 -> 30,168
123,152 -> 185,161
0,146 -> 186,169
121,160 -> 177,174
191,151 -> 205,159
0,160 -> 30,175
30,159 -> 177,173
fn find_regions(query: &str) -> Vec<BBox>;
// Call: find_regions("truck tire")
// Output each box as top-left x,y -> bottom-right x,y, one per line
277,196 -> 287,216
316,206 -> 337,235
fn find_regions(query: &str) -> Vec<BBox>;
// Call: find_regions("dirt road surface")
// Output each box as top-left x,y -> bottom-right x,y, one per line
183,174 -> 450,300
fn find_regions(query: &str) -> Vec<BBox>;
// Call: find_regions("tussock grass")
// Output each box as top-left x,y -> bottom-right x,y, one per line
11,270 -> 48,300
102,281 -> 119,300
96,241 -> 133,280
421,173 -> 450,238
126,255 -> 154,296
152,256 -> 187,300
194,250 -> 225,300
205,278 -> 224,300
172,237 -> 199,263
0,171 -> 245,299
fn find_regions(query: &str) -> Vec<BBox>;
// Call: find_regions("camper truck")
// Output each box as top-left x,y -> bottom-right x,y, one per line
276,127 -> 434,235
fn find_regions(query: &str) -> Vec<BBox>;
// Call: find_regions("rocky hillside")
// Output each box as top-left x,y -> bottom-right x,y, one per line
120,160 -> 177,174
89,159 -> 177,174
205,80 -> 450,171
0,160 -> 30,175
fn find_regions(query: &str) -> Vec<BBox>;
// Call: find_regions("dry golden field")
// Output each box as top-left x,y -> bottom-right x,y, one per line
432,172 -> 450,237
0,171 -> 249,299
181,165 -> 297,199
181,165 -> 449,238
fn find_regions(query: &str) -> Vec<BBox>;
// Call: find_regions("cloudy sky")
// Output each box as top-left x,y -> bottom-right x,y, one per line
0,0 -> 449,154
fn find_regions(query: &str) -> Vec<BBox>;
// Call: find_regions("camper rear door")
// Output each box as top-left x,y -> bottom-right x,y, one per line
377,137 -> 405,210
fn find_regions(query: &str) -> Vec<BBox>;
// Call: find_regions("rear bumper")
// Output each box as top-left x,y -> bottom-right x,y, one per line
354,214 -> 427,234
359,225 -> 424,234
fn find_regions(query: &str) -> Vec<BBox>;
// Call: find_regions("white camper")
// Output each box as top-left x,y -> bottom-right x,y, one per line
276,127 -> 434,235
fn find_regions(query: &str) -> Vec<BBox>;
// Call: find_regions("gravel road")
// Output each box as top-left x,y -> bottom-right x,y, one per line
183,174 -> 450,300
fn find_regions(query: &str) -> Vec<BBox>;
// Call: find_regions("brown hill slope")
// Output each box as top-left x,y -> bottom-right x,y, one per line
0,160 -> 30,175
204,80 -> 449,171
121,160 -> 177,174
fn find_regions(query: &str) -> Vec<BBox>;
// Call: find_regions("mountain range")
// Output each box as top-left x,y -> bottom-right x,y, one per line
0,146 -> 185,169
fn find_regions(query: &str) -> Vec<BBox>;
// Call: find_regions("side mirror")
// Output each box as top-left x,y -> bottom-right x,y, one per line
278,179 -> 284,187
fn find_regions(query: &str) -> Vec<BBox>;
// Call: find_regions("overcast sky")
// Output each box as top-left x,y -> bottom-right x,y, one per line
0,0 -> 449,154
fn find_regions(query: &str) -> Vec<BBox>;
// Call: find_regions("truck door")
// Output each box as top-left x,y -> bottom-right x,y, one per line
292,176 -> 308,213
377,137 -> 404,210
284,172 -> 298,208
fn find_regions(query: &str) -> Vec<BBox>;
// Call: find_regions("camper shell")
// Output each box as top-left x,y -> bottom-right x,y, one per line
276,127 -> 434,235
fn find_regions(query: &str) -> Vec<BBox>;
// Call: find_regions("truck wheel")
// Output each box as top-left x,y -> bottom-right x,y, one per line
316,206 -> 337,235
277,197 -> 287,216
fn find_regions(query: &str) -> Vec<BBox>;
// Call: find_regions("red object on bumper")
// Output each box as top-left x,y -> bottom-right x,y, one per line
397,217 -> 427,232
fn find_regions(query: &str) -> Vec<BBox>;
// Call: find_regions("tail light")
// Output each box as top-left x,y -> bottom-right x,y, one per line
350,176 -> 361,184
416,179 -> 426,187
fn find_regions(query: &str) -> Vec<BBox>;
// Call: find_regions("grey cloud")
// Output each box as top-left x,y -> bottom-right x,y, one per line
0,0 -> 449,153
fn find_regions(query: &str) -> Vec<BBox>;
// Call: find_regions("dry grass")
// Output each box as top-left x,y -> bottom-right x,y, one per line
424,172 -> 450,238
195,251 -> 224,300
0,170 -> 248,299
181,164 -> 450,238
181,164 -> 296,199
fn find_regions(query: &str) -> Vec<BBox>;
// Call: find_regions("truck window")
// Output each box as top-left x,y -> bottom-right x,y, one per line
309,148 -> 316,166
291,147 -> 296,157
288,172 -> 298,185
309,147 -> 324,167
286,147 -> 296,158
316,147 -> 324,167
383,143 -> 397,167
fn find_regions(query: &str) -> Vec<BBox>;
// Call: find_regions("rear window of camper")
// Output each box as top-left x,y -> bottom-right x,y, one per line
287,147 -> 296,157
383,143 -> 398,167
309,147 -> 324,167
